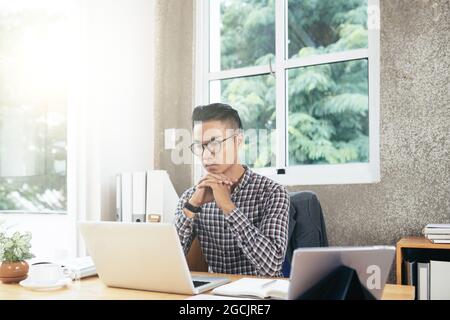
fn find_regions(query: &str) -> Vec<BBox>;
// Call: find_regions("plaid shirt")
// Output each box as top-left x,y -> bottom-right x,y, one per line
174,166 -> 290,277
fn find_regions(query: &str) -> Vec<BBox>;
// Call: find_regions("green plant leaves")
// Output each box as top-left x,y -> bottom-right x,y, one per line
0,230 -> 34,263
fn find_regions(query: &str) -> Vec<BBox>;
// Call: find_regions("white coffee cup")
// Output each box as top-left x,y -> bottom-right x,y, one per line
28,263 -> 71,285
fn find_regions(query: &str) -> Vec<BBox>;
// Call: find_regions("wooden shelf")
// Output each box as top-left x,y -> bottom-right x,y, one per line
396,237 -> 450,284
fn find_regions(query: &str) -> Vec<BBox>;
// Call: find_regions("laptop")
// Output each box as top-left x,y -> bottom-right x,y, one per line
78,221 -> 230,294
287,246 -> 396,300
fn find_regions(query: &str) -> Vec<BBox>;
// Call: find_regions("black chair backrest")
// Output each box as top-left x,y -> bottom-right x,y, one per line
282,191 -> 328,277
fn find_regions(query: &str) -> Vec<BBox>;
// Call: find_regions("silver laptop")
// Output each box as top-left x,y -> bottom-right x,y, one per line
78,221 -> 230,294
287,246 -> 396,300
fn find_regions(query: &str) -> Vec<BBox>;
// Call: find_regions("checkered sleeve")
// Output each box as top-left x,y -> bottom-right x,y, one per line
173,188 -> 197,255
224,185 -> 290,277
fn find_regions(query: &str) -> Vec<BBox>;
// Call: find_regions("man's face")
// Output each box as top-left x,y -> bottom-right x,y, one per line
192,120 -> 242,174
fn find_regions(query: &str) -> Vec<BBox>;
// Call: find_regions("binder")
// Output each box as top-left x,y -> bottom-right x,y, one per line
402,260 -> 417,286
145,170 -> 179,223
132,172 -> 147,222
417,262 -> 430,300
116,170 -> 179,223
430,260 -> 450,299
121,172 -> 133,222
145,171 -> 163,222
115,174 -> 122,221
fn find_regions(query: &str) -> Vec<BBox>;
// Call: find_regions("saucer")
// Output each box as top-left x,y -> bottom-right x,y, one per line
19,277 -> 72,291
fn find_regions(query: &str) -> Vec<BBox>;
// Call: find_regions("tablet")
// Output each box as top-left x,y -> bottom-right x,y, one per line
288,246 -> 396,300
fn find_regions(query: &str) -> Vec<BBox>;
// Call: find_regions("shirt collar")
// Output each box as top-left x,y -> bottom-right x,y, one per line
232,165 -> 252,195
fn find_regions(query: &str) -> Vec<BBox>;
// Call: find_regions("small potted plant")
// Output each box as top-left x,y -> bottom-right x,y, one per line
0,229 -> 35,284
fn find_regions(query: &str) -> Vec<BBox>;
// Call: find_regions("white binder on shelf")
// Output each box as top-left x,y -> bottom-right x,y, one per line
132,171 -> 147,222
145,170 -> 179,223
417,262 -> 430,300
121,172 -> 133,222
430,260 -> 450,300
116,174 -> 122,221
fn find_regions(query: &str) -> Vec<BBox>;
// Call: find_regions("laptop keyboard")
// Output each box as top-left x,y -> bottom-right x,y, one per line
193,280 -> 211,288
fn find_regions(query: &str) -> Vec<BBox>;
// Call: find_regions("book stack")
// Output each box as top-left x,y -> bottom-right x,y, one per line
423,224 -> 450,244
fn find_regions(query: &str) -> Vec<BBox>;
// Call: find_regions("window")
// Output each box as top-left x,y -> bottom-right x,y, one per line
0,1 -> 70,212
195,0 -> 380,185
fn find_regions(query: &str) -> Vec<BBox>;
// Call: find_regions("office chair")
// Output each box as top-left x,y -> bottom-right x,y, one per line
282,191 -> 329,277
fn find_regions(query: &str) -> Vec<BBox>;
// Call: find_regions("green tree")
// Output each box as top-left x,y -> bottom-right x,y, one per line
0,8 -> 67,212
218,0 -> 369,167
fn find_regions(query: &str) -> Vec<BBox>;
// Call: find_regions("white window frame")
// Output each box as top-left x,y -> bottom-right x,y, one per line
194,0 -> 380,186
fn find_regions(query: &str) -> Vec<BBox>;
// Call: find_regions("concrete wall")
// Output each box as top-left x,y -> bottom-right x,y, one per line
153,0 -> 195,194
154,0 -> 450,250
288,0 -> 450,247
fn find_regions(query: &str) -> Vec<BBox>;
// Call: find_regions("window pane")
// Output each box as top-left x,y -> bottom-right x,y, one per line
288,0 -> 368,59
210,0 -> 275,72
0,3 -> 69,212
210,74 -> 276,168
288,59 -> 369,165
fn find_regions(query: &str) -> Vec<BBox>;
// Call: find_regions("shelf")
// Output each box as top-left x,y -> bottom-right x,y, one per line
396,237 -> 450,284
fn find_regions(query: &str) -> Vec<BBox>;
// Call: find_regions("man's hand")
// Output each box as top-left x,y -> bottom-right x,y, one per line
184,173 -> 236,218
196,174 -> 237,214
189,173 -> 236,206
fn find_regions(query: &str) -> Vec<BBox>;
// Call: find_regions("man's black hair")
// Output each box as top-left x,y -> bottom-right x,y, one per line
192,103 -> 243,130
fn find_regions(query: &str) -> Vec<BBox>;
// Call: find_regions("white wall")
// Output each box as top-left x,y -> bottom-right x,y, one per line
80,0 -> 156,221
1,0 -> 156,261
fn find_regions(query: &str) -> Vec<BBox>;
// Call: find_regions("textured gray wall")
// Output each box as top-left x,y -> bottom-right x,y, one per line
154,0 -> 450,251
289,0 -> 450,248
154,0 -> 194,194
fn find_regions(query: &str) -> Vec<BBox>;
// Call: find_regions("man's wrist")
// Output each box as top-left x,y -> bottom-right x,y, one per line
221,201 -> 237,215
189,197 -> 201,207
182,208 -> 196,219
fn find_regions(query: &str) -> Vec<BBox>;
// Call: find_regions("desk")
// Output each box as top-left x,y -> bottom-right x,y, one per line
0,272 -> 415,300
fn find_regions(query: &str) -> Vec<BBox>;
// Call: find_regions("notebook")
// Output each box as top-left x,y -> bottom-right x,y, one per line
423,224 -> 450,234
211,278 -> 289,300
59,256 -> 97,278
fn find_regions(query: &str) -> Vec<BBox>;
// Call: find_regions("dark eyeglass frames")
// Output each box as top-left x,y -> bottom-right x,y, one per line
189,134 -> 237,156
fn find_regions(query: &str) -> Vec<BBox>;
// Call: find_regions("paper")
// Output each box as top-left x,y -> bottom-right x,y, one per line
425,224 -> 450,229
211,278 -> 289,299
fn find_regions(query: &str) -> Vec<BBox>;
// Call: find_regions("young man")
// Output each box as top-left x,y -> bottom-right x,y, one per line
174,103 -> 290,277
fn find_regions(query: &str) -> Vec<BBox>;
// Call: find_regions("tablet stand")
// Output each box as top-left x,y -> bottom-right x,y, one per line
296,265 -> 376,300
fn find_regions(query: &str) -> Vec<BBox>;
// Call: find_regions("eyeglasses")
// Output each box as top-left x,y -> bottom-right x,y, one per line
189,134 -> 237,156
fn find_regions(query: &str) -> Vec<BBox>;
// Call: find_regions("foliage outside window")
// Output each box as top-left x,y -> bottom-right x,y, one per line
206,0 -> 373,172
0,2 -> 69,212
